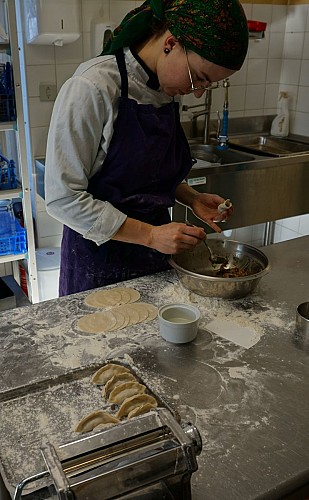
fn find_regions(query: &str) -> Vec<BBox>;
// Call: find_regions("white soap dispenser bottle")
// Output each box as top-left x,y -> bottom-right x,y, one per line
270,91 -> 289,137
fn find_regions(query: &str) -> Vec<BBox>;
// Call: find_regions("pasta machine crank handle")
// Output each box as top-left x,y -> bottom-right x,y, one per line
13,470 -> 50,500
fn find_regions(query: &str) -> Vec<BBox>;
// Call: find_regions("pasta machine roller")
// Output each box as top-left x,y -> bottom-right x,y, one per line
13,408 -> 202,500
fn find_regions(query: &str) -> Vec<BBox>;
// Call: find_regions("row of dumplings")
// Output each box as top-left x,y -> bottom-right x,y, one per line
75,363 -> 158,433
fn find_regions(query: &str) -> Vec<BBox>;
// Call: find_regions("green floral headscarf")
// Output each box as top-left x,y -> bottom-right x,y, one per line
102,0 -> 248,71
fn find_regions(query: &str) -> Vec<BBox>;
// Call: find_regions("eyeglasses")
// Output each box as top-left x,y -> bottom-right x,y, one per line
183,46 -> 220,92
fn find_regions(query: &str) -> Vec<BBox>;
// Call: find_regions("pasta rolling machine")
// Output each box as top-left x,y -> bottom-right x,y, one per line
13,408 -> 202,500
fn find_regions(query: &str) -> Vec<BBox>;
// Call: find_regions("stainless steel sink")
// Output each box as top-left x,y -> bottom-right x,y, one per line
190,144 -> 256,167
228,134 -> 309,157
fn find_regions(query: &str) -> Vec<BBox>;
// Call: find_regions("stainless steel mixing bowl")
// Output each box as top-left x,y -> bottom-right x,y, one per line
169,240 -> 270,299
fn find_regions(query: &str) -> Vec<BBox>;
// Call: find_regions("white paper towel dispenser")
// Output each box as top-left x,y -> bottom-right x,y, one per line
23,0 -> 81,46
91,21 -> 115,57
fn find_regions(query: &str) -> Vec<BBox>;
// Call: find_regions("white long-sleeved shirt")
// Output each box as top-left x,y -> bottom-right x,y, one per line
45,48 -> 174,245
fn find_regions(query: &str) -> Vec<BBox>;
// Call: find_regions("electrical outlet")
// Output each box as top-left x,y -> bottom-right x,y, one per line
39,83 -> 57,102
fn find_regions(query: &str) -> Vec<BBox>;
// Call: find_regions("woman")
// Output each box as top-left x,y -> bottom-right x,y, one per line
45,0 -> 248,296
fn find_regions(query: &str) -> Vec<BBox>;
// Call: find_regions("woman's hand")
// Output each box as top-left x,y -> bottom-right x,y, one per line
190,192 -> 233,232
149,222 -> 206,254
176,184 -> 233,232
112,218 -> 205,254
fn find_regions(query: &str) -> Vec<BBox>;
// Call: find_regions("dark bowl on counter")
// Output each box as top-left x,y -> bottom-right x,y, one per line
169,240 -> 270,300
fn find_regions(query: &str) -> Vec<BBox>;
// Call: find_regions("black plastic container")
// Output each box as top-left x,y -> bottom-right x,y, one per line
0,278 -> 16,311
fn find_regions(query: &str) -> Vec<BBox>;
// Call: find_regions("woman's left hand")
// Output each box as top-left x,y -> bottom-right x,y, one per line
190,192 -> 233,232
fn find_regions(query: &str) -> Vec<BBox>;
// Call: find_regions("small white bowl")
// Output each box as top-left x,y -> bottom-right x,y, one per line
158,303 -> 200,344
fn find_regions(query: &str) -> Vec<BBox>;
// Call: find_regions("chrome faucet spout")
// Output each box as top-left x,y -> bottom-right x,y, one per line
190,109 -> 210,139
183,79 -> 230,145
186,90 -> 213,144
203,90 -> 212,145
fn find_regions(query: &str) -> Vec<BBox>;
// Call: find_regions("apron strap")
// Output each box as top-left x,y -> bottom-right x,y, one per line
115,49 -> 128,98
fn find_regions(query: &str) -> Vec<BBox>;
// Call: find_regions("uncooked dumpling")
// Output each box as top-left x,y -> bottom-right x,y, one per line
75,410 -> 119,433
128,402 -> 157,419
103,372 -> 137,398
92,363 -> 131,385
92,422 -> 118,431
108,381 -> 146,405
116,394 -> 157,419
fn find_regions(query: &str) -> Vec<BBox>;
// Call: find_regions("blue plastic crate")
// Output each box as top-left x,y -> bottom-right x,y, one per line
0,153 -> 17,190
0,219 -> 27,256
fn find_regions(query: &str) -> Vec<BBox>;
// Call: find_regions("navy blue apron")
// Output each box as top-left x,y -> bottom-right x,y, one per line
59,50 -> 192,295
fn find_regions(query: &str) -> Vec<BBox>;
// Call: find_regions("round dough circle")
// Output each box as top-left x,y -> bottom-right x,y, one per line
117,287 -> 141,305
114,304 -> 140,326
76,310 -> 118,333
84,287 -> 140,308
108,309 -> 130,331
85,289 -> 122,308
129,302 -> 158,322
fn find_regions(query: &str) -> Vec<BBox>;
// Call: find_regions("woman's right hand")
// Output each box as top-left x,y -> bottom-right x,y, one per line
149,222 -> 206,254
112,218 -> 206,253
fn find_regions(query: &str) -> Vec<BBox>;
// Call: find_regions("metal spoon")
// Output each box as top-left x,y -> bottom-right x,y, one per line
185,220 -> 227,266
202,239 -> 227,266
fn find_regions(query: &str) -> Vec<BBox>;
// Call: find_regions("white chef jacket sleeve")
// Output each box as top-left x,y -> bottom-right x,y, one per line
45,74 -> 127,245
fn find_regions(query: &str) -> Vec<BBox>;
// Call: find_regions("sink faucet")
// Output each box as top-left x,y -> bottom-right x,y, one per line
183,91 -> 213,144
182,78 -> 230,146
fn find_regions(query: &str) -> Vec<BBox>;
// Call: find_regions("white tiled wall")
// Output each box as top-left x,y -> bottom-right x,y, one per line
273,213 -> 309,243
18,1 -> 309,252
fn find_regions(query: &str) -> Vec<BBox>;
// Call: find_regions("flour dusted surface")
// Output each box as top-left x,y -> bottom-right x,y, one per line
0,261 -> 306,500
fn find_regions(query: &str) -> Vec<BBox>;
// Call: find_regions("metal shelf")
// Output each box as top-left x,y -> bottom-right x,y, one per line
0,252 -> 26,264
0,188 -> 21,200
0,42 -> 10,52
0,121 -> 15,131
0,1 -> 39,303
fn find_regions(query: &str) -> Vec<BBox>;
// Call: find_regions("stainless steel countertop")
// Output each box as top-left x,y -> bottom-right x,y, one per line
0,236 -> 309,499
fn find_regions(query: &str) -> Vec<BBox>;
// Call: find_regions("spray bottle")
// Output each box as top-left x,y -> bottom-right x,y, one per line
270,91 -> 289,137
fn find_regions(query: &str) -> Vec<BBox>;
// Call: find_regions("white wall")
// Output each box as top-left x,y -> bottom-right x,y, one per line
20,1 -> 309,248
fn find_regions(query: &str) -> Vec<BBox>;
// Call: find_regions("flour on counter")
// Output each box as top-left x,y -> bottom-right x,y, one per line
206,319 -> 261,349
228,366 -> 258,379
159,282 -> 292,351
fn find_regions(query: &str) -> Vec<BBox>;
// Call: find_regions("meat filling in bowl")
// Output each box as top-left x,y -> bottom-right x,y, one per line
215,264 -> 250,278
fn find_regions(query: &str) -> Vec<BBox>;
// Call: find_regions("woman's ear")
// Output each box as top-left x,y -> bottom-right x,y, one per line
163,34 -> 179,53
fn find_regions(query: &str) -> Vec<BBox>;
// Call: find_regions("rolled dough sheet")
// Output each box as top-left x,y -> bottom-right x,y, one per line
76,303 -> 158,334
206,318 -> 261,349
85,287 -> 140,308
